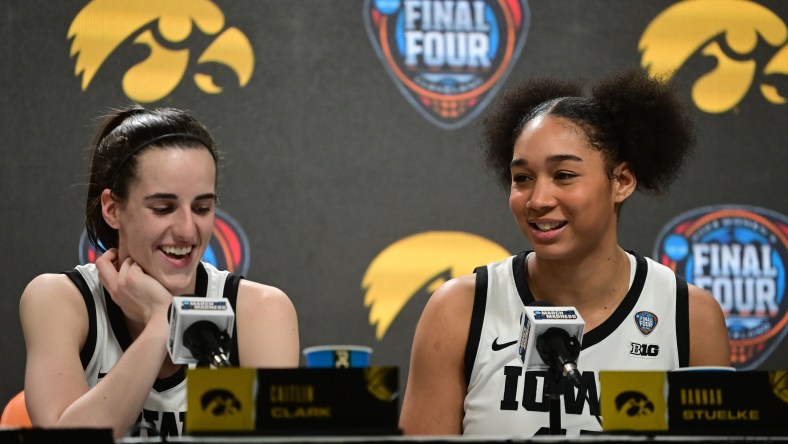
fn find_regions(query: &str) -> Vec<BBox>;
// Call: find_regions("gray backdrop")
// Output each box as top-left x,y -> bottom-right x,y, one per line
2,0 -> 787,407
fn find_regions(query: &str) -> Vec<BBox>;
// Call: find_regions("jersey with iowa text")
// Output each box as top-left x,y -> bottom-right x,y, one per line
65,262 -> 241,438
462,251 -> 689,437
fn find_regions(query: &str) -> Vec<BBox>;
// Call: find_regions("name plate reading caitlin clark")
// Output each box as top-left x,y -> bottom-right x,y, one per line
185,367 -> 400,436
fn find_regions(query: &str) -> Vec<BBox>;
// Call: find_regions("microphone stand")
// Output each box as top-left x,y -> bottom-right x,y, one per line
546,365 -> 563,435
536,328 -> 582,436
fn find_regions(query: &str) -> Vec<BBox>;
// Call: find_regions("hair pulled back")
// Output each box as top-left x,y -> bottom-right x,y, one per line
85,105 -> 220,252
481,68 -> 695,193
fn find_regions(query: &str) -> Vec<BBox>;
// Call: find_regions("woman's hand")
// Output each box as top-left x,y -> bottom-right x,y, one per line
22,270 -> 173,438
94,249 -> 172,324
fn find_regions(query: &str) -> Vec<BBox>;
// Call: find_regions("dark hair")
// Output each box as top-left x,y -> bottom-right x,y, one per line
481,68 -> 696,193
85,105 -> 220,252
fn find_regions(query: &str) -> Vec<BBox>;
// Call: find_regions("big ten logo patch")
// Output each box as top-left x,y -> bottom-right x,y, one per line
364,0 -> 531,129
362,231 -> 509,339
640,0 -> 787,113
630,343 -> 660,358
68,0 -> 254,102
654,205 -> 788,369
80,207 -> 250,276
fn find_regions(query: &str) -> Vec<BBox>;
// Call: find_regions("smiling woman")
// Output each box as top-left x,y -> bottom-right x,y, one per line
101,148 -> 218,295
19,105 -> 299,439
399,68 -> 731,437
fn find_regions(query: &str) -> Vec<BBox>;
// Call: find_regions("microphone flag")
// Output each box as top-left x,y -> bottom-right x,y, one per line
168,296 -> 235,365
518,305 -> 585,370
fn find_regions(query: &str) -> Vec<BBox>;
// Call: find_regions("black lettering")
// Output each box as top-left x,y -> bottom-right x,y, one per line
631,343 -> 660,357
500,365 -> 521,411
140,409 -> 160,437
132,409 -> 183,438
522,371 -> 548,412
158,411 -> 181,438
563,371 -> 600,416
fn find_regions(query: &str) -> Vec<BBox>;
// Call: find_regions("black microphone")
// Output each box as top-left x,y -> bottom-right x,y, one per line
536,327 -> 582,387
183,321 -> 232,368
167,296 -> 235,368
518,301 -> 585,387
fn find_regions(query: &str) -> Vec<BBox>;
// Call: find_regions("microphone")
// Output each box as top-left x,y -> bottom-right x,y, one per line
518,302 -> 585,387
168,296 -> 235,368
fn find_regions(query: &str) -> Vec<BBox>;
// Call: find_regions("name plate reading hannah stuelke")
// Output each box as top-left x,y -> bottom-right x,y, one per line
600,370 -> 788,435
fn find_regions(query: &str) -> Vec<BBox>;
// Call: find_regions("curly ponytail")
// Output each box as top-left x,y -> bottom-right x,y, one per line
481,68 -> 695,194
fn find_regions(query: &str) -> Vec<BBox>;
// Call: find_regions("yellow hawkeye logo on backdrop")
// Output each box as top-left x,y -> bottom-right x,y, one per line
640,0 -> 787,113
68,0 -> 254,102
362,231 -> 509,340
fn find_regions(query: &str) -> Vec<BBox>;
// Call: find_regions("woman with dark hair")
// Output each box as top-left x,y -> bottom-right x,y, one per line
20,105 -> 299,439
399,69 -> 730,436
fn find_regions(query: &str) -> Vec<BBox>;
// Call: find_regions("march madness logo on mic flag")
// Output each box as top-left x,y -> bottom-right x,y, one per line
364,0 -> 531,129
79,207 -> 251,276
653,205 -> 788,370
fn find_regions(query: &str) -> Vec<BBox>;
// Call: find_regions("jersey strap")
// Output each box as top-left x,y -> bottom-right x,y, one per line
466,266 -> 488,387
675,274 -> 690,367
223,273 -> 243,367
64,270 -> 98,370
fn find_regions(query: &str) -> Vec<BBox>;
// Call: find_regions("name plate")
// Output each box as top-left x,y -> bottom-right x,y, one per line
667,370 -> 787,435
601,370 -> 788,435
185,367 -> 400,435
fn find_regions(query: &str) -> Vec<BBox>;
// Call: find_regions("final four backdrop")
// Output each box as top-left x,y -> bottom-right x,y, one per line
1,0 -> 787,407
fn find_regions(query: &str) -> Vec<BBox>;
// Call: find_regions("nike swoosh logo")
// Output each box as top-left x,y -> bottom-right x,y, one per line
491,337 -> 518,351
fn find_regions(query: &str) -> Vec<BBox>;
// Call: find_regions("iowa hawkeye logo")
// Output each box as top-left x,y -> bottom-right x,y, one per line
654,205 -> 788,369
363,231 -> 509,339
68,0 -> 254,103
364,0 -> 531,129
640,0 -> 788,113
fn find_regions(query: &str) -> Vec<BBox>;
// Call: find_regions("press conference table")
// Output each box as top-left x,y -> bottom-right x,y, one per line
121,434 -> 788,444
3,429 -> 788,443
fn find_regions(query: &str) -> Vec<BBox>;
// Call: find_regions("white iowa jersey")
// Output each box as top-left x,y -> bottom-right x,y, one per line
65,262 -> 242,438
462,251 -> 689,437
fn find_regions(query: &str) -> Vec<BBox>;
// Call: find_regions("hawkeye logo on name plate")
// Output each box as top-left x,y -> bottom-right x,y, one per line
364,0 -> 531,129
600,371 -> 667,432
653,205 -> 788,370
186,367 -> 256,433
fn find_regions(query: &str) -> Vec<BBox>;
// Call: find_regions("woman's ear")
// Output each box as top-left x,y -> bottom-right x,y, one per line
100,189 -> 121,229
612,162 -> 637,203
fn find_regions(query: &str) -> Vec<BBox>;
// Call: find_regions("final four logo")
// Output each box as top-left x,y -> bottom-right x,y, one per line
653,205 -> 788,369
79,208 -> 250,276
364,0 -> 531,129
